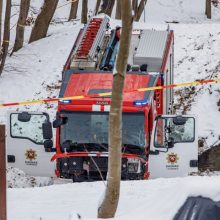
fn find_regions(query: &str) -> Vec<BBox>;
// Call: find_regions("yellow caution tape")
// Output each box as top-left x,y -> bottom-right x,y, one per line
0,77 -> 220,107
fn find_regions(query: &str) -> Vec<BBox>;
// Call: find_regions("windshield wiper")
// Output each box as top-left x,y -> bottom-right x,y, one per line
83,143 -> 108,151
61,141 -> 108,152
61,140 -> 83,152
122,144 -> 145,154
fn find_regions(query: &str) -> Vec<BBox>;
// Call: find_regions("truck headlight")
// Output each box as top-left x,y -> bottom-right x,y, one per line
127,158 -> 141,173
128,163 -> 139,173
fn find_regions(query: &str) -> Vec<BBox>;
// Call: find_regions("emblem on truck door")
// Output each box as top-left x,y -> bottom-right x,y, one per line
25,149 -> 37,166
25,149 -> 37,161
166,153 -> 179,164
166,153 -> 179,170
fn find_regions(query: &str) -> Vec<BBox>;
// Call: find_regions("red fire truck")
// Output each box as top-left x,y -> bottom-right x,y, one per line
7,16 -> 198,181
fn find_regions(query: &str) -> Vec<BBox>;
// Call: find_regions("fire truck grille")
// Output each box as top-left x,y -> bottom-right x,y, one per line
89,157 -> 108,171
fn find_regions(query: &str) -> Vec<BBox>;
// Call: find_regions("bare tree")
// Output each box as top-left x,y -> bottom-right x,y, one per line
205,0 -> 211,19
116,0 -> 146,21
98,0 -> 133,218
29,0 -> 59,43
0,0 -> 3,45
81,0 -> 88,24
132,0 -> 138,14
95,0 -> 101,15
0,0 -> 11,76
100,0 -> 115,17
134,0 -> 147,21
11,0 -> 30,54
115,0 -> 121,20
68,0 -> 79,21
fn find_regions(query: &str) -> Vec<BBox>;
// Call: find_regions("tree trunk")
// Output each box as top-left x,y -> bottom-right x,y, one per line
95,0 -> 101,15
132,0 -> 138,15
134,0 -> 147,21
81,0 -> 88,24
105,0 -> 115,17
11,0 -> 30,54
0,0 -> 11,76
100,0 -> 115,17
199,144 -> 220,171
205,0 -> 211,19
0,0 -> 3,45
68,0 -> 79,21
100,0 -> 108,13
97,0 -> 133,218
29,0 -> 59,43
115,0 -> 121,20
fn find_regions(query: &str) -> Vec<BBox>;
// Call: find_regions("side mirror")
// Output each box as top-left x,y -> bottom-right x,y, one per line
53,117 -> 68,128
42,122 -> 53,139
173,116 -> 187,125
18,112 -> 31,122
53,119 -> 63,128
149,150 -> 159,155
168,137 -> 174,148
44,140 -> 54,152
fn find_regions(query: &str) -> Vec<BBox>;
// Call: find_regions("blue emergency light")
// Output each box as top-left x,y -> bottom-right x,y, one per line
133,100 -> 148,106
59,100 -> 72,104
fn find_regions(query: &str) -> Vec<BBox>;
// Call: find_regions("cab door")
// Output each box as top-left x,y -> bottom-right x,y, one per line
7,111 -> 55,177
148,115 -> 198,178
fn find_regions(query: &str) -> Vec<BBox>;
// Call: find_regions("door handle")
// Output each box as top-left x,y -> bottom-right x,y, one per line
190,160 -> 198,167
7,155 -> 15,163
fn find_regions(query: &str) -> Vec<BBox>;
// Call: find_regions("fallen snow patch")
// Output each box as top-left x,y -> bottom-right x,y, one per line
7,167 -> 53,188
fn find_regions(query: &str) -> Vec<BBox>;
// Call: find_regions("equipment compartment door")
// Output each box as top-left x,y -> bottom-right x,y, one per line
7,111 -> 55,177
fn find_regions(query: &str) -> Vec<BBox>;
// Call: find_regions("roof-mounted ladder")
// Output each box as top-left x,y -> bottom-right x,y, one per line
74,16 -> 109,61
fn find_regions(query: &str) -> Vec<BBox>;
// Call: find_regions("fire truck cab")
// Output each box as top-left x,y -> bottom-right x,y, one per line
6,16 -> 198,180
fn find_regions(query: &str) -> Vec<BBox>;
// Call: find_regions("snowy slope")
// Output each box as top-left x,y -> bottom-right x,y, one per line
145,0 -> 220,23
0,22 -> 82,122
173,24 -> 220,146
2,1 -> 220,220
7,176 -> 220,220
0,0 -> 219,144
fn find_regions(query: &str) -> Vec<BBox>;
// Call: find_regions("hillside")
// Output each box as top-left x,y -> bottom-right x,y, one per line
0,0 -> 219,146
1,1 -> 220,219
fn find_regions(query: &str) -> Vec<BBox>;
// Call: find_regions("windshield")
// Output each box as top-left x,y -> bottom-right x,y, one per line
60,112 -> 145,152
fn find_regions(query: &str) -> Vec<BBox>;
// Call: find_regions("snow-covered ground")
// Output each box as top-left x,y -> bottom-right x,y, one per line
8,176 -> 220,220
1,0 -> 220,219
7,167 -> 53,188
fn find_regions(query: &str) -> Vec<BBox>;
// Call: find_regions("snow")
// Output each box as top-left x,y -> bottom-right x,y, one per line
0,0 -> 219,145
7,176 -> 220,220
145,0 -> 220,23
1,0 -> 219,144
171,23 -> 220,146
7,167 -> 53,188
1,0 -> 220,219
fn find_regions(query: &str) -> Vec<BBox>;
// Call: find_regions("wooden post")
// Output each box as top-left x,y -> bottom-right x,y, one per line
0,125 -> 6,220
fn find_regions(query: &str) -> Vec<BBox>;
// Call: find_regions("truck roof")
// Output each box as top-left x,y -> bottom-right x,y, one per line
65,15 -> 172,73
59,70 -> 158,106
